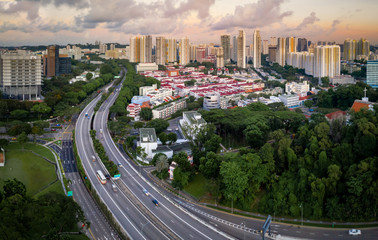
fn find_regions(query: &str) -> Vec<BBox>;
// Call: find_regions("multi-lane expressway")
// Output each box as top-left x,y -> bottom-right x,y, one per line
76,69 -> 378,240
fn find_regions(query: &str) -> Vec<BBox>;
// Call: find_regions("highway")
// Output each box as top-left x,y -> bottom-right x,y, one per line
92,74 -> 233,239
53,122 -> 119,240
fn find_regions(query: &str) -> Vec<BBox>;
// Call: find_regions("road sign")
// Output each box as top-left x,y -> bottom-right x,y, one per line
67,191 -> 73,197
113,174 -> 121,179
262,215 -> 272,240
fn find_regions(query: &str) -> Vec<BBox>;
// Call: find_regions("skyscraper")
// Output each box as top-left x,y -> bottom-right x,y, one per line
216,47 -> 224,68
286,37 -> 297,53
46,45 -> 59,77
178,38 -> 190,65
276,37 -> 286,66
268,45 -> 277,62
367,60 -> 378,88
253,30 -> 262,68
357,38 -> 370,58
130,35 -> 152,63
221,35 -> 231,62
0,50 -> 42,100
190,44 -> 197,62
110,43 -> 115,51
155,36 -> 166,65
99,43 -> 107,54
262,40 -> 269,55
343,39 -> 357,61
237,30 -> 246,68
297,38 -> 308,52
232,36 -> 238,62
314,45 -> 340,79
270,37 -> 277,46
166,38 -> 177,63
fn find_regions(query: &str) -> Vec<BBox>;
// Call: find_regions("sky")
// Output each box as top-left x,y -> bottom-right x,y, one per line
0,0 -> 377,46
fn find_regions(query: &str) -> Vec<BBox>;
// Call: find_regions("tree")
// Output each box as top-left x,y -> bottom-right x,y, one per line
199,151 -> 222,179
17,132 -> 28,151
172,152 -> 191,172
146,119 -> 169,134
100,64 -> 112,74
155,154 -> 168,173
159,132 -> 168,145
220,161 -> 248,205
10,109 -> 29,119
31,103 -> 51,120
3,178 -> 26,198
140,108 -> 153,121
133,121 -> 145,129
172,167 -> 190,189
167,132 -> 177,145
86,72 -> 93,80
304,100 -> 313,110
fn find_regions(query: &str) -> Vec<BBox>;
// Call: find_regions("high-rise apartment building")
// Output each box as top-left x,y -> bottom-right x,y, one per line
155,36 -> 166,65
314,45 -> 340,79
0,50 -> 42,100
253,30 -> 262,68
262,40 -> 269,55
216,47 -> 224,68
357,38 -> 370,58
276,37 -> 286,66
232,36 -> 238,61
44,45 -> 71,77
130,35 -> 152,63
268,45 -> 277,62
343,39 -> 357,61
367,60 -> 378,88
221,35 -> 231,62
196,47 -> 206,63
297,38 -> 308,52
99,43 -> 107,54
110,43 -> 115,51
166,38 -> 177,63
270,37 -> 277,46
237,30 -> 246,68
286,37 -> 297,54
178,38 -> 190,65
190,44 -> 197,62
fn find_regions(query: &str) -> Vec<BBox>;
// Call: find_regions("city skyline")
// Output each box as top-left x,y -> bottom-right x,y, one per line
0,0 -> 377,46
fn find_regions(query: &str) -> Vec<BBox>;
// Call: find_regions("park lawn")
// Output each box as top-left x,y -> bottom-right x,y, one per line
23,142 -> 55,161
184,173 -> 207,199
0,143 -> 60,197
34,180 -> 64,198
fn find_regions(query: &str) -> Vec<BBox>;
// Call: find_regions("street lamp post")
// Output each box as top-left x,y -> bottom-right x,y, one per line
300,203 -> 303,226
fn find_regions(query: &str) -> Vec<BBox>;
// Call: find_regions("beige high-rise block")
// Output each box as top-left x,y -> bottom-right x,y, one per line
253,30 -> 262,68
156,36 -> 166,65
276,37 -> 286,66
237,30 -> 246,68
221,35 -> 231,62
216,47 -> 224,68
179,38 -> 190,65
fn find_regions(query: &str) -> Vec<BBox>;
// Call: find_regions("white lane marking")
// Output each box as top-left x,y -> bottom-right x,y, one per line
99,104 -> 219,240
77,97 -> 147,240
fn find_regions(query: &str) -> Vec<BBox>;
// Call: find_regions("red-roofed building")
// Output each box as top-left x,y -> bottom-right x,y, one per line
325,110 -> 346,121
350,100 -> 374,112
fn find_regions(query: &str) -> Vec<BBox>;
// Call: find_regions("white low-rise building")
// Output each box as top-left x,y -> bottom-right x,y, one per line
330,75 -> 355,85
136,63 -> 158,72
138,128 -> 158,161
127,103 -> 141,120
203,92 -> 220,110
140,84 -> 158,96
179,111 -> 207,140
285,81 -> 309,94
278,94 -> 300,108
152,98 -> 187,119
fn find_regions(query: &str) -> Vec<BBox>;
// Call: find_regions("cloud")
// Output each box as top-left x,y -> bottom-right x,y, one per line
0,1 -> 40,21
211,0 -> 293,30
329,19 -> 341,33
37,21 -> 83,33
290,12 -> 320,31
163,0 -> 215,19
0,22 -> 34,33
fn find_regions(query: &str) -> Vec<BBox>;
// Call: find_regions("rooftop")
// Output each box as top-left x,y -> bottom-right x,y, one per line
183,111 -> 206,125
139,128 -> 157,143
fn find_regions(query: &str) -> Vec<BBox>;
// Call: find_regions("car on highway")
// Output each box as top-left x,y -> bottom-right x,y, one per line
105,174 -> 111,180
143,189 -> 150,196
152,199 -> 159,206
117,163 -> 123,168
51,128 -> 57,131
348,229 -> 361,236
112,184 -> 118,192
92,155 -> 96,162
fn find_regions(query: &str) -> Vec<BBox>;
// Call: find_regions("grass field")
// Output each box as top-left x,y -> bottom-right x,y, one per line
184,173 -> 207,199
0,142 -> 63,197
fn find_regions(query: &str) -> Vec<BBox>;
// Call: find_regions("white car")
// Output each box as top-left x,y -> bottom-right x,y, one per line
143,189 -> 149,196
348,229 -> 361,236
